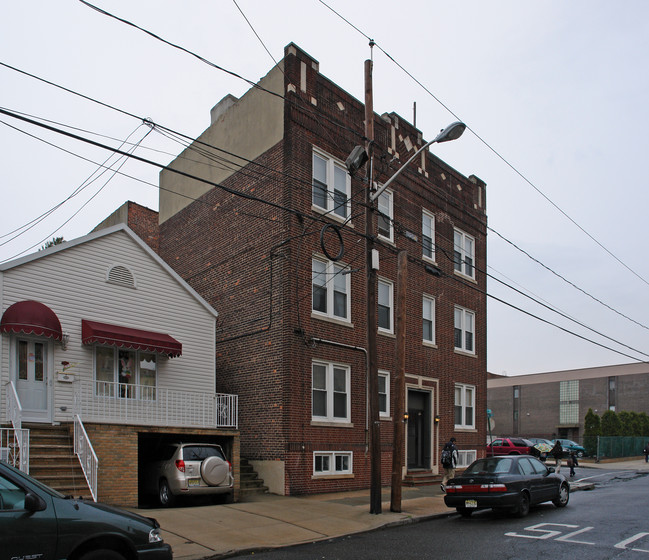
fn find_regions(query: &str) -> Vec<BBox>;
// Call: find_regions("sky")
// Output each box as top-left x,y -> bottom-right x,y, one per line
2,1 -> 649,376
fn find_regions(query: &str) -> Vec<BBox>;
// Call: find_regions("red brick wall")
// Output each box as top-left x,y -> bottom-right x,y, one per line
158,43 -> 487,495
127,201 -> 160,253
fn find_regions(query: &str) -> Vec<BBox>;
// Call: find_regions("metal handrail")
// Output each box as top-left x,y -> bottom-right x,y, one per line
73,414 -> 98,502
5,381 -> 29,473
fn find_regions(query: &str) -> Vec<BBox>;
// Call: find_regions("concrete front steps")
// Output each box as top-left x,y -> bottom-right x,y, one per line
239,458 -> 269,498
24,423 -> 92,499
403,469 -> 441,487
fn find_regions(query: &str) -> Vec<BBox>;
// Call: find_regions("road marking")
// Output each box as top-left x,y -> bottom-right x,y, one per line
506,523 -> 579,540
615,533 -> 649,552
556,526 -> 595,545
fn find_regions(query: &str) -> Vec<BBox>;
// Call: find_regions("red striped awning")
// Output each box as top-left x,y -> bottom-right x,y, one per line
81,319 -> 182,358
0,300 -> 62,340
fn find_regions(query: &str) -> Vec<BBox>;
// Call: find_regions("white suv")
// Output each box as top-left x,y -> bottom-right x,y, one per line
145,443 -> 234,507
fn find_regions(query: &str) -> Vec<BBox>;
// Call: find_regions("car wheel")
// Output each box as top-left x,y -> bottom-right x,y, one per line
553,482 -> 570,508
80,550 -> 125,560
514,492 -> 530,518
159,478 -> 175,508
456,507 -> 472,518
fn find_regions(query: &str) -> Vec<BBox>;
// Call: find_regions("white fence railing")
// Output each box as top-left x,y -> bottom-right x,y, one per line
4,381 -> 29,473
74,415 -> 98,502
74,381 -> 238,429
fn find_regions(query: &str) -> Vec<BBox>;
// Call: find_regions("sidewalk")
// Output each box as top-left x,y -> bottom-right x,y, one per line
147,458 -> 649,560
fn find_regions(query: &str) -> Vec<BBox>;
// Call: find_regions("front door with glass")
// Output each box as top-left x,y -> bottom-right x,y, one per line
14,338 -> 51,422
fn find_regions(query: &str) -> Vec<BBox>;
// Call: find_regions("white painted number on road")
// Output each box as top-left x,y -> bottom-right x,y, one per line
615,532 -> 649,552
507,524 -> 649,552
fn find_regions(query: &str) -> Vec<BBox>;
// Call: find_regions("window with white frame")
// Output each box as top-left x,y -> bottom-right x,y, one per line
94,346 -> 157,400
453,228 -> 475,279
377,190 -> 393,242
312,257 -> 350,321
312,361 -> 350,422
455,383 -> 475,429
457,449 -> 477,468
313,451 -> 353,475
378,279 -> 393,333
454,306 -> 475,354
422,210 -> 435,261
312,149 -> 350,219
378,370 -> 390,418
423,296 -> 435,344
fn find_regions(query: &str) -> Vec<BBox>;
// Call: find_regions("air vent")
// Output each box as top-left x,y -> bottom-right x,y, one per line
107,265 -> 136,288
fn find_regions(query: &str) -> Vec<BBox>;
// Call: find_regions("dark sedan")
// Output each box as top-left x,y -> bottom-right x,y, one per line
444,455 -> 569,518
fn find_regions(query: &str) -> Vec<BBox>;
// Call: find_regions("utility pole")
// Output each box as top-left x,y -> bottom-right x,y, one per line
365,57 -> 381,515
390,250 -> 407,512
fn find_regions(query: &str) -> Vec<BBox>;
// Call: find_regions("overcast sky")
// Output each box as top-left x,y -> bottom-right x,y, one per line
2,1 -> 649,376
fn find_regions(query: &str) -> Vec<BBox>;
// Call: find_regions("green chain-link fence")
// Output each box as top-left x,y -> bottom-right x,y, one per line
583,436 -> 649,459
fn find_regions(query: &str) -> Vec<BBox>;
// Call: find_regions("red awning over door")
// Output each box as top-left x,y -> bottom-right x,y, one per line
81,319 -> 182,358
0,300 -> 63,340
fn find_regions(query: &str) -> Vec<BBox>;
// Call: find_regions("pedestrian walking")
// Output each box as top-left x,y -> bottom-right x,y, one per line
567,450 -> 578,477
643,442 -> 649,463
551,440 -> 563,473
440,437 -> 458,492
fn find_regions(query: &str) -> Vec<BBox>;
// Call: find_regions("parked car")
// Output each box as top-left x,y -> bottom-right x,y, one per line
144,442 -> 234,507
527,438 -> 554,462
553,439 -> 587,458
486,437 -> 536,457
444,455 -> 570,517
0,460 -> 172,560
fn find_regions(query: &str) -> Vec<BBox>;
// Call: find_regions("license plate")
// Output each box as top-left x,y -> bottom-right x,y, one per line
187,477 -> 201,487
465,500 -> 478,508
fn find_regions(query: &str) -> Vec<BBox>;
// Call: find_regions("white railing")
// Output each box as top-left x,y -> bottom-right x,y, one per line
4,381 -> 29,473
0,427 -> 30,473
74,381 -> 238,429
74,415 -> 98,502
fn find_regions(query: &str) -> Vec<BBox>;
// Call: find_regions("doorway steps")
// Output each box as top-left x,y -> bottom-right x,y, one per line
403,469 -> 441,486
24,423 -> 92,499
239,458 -> 269,498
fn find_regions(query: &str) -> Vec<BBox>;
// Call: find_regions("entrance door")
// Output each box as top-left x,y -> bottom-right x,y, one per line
14,338 -> 51,422
407,389 -> 431,469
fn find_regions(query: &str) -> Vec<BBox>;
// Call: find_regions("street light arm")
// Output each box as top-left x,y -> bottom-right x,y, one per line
369,121 -> 465,202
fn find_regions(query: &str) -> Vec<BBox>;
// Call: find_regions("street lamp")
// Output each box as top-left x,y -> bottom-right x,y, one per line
346,115 -> 465,515
369,121 -> 465,202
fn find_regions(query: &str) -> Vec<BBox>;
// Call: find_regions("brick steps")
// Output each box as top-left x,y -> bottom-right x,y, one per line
239,458 -> 268,497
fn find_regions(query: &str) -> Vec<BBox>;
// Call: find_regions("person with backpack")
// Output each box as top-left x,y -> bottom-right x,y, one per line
440,437 -> 458,492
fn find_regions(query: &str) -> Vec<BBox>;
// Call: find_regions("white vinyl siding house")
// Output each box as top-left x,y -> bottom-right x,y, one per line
0,225 -> 221,426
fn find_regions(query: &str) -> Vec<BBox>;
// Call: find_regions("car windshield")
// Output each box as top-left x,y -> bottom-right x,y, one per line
183,446 -> 224,461
464,458 -> 513,475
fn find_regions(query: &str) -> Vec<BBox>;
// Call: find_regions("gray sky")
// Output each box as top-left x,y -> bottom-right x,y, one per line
2,1 -> 649,376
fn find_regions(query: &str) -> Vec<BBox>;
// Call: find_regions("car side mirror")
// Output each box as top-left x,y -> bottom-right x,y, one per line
24,492 -> 46,512
547,467 -> 556,474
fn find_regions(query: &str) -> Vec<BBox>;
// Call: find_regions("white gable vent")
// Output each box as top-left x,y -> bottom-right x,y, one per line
107,264 -> 136,288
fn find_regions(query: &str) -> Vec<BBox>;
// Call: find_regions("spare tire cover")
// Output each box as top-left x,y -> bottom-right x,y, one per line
201,456 -> 228,486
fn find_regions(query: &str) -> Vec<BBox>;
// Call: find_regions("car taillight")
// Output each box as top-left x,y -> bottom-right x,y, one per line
175,459 -> 185,472
446,483 -> 508,493
227,460 -> 232,472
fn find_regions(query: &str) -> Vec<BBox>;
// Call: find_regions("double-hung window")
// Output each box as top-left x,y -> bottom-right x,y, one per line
94,346 -> 157,400
312,361 -> 350,422
312,149 -> 350,219
454,228 -> 475,279
378,370 -> 390,418
378,279 -> 393,334
422,210 -> 435,261
313,451 -> 353,475
454,306 -> 475,354
312,258 -> 350,321
455,383 -> 475,429
377,190 -> 393,242
423,296 -> 435,345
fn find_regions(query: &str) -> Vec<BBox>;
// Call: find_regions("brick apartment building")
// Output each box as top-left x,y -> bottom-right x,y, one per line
488,362 -> 649,442
151,42 -> 488,495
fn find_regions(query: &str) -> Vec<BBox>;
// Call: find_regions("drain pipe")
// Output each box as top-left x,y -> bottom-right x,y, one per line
309,337 -> 370,447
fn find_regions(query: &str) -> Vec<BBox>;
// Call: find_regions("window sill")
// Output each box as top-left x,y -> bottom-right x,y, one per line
423,340 -> 438,349
454,349 -> 476,358
311,313 -> 354,328
454,428 -> 478,433
311,421 -> 354,428
378,329 -> 395,338
454,270 -> 477,284
312,473 -> 355,480
311,205 -> 353,226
